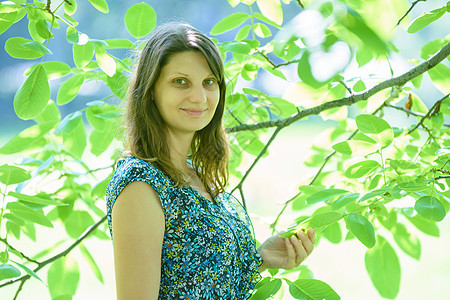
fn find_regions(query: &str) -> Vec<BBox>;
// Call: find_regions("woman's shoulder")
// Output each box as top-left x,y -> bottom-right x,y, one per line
108,156 -> 169,192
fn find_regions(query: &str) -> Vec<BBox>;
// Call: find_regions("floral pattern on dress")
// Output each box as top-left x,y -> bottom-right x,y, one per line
106,156 -> 263,299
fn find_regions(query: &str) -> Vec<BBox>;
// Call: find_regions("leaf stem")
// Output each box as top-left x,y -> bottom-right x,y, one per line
249,4 -> 256,40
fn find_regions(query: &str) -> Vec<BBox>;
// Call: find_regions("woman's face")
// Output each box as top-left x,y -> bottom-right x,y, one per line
153,51 -> 220,138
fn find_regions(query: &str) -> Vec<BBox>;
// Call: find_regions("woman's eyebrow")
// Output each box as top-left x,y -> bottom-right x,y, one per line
170,72 -> 216,77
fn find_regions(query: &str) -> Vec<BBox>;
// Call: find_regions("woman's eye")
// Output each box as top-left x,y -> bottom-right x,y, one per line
174,78 -> 187,85
203,78 -> 216,86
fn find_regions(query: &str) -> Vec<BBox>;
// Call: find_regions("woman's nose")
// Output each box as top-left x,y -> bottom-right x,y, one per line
189,85 -> 207,103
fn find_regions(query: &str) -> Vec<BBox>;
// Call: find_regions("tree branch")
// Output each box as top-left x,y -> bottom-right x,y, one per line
407,93 -> 449,134
226,42 -> 450,133
231,126 -> 283,208
386,104 -> 450,127
0,215 -> 107,288
396,0 -> 427,26
0,238 -> 40,265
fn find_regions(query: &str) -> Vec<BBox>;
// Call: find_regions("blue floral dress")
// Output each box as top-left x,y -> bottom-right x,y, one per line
106,156 -> 263,299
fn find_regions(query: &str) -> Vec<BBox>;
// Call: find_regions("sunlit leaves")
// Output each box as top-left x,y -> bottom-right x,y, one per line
79,244 -> 104,284
124,2 -> 157,38
6,202 -> 53,228
0,264 -> 21,281
356,114 -> 394,148
332,140 -> 378,156
0,122 -> 55,155
256,0 -> 283,26
0,165 -> 31,185
8,191 -> 66,206
306,188 -> 349,205
95,45 -> 116,77
13,64 -> 50,120
392,223 -> 421,260
211,12 -> 250,35
64,211 -> 95,239
346,213 -> 376,248
5,37 -> 50,59
88,0 -> 109,13
250,277 -> 282,299
48,256 -> 80,298
73,42 -> 95,68
344,160 -> 380,178
414,196 -> 446,222
289,279 -> 340,300
407,6 -> 447,33
57,74 -> 85,105
365,236 -> 401,299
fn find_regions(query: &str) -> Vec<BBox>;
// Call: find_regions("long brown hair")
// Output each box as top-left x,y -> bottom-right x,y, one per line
125,22 -> 229,196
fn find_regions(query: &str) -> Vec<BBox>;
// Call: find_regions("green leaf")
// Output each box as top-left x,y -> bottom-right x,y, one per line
64,0 -> 77,15
322,222 -> 342,244
414,196 -> 446,222
359,187 -> 393,203
250,278 -> 282,299
0,7 -> 19,35
0,122 -> 55,154
124,2 -> 157,38
0,165 -> 31,185
6,202 -> 53,228
235,25 -> 252,40
281,212 -> 343,237
62,118 -> 86,159
222,41 -> 252,54
365,235 -> 401,299
392,223 -> 421,260
64,211 -> 95,239
0,264 -> 21,281
34,19 -> 53,39
254,22 -> 272,38
106,71 -> 128,99
14,63 -> 50,120
79,244 -> 104,284
88,0 -> 109,13
10,260 -> 45,285
306,188 -> 349,205
91,174 -> 112,199
254,12 -> 282,29
40,61 -> 71,79
211,12 -> 250,35
8,191 -> 66,206
289,279 -> 340,300
95,45 -> 116,77
55,111 -> 82,135
353,79 -> 366,92
421,38 -> 448,60
428,63 -> 450,94
57,74 -> 85,105
407,7 -> 446,33
104,38 -> 135,49
89,128 -> 115,156
73,42 -> 95,68
34,100 -> 61,124
5,37 -> 47,59
331,193 -> 360,210
344,160 -> 380,178
405,214 -> 439,237
256,0 -> 283,26
86,104 -> 118,131
48,256 -> 80,298
332,140 -> 378,156
355,114 -> 394,148
346,213 -> 376,248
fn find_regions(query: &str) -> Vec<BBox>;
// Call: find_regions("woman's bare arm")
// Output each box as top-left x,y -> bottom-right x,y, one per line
112,181 -> 165,300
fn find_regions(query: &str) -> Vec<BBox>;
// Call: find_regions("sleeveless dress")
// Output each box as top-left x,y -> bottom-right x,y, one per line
106,156 -> 263,299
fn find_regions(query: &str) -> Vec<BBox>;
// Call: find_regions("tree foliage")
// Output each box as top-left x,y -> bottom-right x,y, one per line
0,0 -> 449,299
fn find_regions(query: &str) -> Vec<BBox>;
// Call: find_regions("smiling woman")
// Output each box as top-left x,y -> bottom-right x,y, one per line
106,22 -> 315,299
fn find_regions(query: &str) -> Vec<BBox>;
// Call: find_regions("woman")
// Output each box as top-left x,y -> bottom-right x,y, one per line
106,22 -> 315,299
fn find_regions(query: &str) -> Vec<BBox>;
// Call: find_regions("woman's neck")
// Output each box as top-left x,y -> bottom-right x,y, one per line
167,131 -> 194,174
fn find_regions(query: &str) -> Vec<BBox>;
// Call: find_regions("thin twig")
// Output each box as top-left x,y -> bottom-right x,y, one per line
386,104 -> 450,127
13,281 -> 25,300
338,80 -> 353,95
269,104 -> 385,233
226,42 -> 450,133
0,238 -> 40,265
231,127 -> 283,207
435,175 -> 450,180
0,215 -> 107,288
296,0 -> 304,9
407,93 -> 449,134
397,0 -> 427,26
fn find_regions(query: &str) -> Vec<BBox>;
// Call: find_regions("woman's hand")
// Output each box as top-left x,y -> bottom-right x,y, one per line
257,228 -> 316,272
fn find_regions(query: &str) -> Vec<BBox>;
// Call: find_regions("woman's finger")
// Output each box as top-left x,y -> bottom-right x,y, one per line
285,237 -> 297,268
307,227 -> 316,244
291,234 -> 307,265
297,230 -> 314,255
